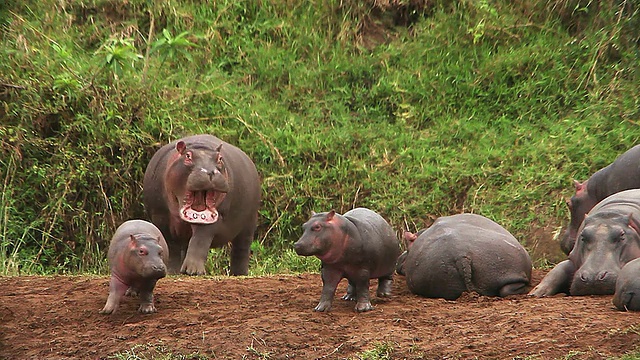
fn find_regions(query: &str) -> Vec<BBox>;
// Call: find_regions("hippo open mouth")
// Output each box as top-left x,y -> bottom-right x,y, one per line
180,190 -> 226,224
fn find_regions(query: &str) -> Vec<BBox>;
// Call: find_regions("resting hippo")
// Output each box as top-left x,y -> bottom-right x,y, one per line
396,214 -> 532,300
100,220 -> 168,314
530,189 -> 640,297
143,134 -> 261,276
561,145 -> 640,254
613,258 -> 640,311
294,208 -> 401,312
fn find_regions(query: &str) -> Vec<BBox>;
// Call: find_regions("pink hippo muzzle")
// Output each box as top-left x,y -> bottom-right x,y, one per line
180,190 -> 226,224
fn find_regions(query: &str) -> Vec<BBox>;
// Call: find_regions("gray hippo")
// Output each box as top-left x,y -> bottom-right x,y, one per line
143,134 -> 261,276
294,208 -> 401,312
530,189 -> 640,297
100,220 -> 168,314
396,213 -> 532,300
613,258 -> 640,311
561,144 -> 640,254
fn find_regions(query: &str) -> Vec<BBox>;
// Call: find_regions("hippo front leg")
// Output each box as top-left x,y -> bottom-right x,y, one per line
100,276 -> 129,315
137,280 -> 159,314
315,268 -> 342,312
181,225 -> 215,275
529,260 -> 576,297
229,228 -> 253,276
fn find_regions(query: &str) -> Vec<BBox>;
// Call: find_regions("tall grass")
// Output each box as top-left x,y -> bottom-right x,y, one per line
0,0 -> 639,274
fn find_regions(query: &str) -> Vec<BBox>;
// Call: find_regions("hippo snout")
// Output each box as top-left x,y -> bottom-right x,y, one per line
571,269 -> 618,295
293,241 -> 309,256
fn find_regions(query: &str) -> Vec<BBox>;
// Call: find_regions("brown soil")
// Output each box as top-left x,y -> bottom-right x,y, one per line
1,270 -> 639,359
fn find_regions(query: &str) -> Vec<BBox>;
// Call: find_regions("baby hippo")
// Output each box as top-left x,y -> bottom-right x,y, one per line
613,258 -> 640,311
294,208 -> 401,312
100,220 -> 169,315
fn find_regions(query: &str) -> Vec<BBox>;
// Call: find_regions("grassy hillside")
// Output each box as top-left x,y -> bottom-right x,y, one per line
0,0 -> 639,275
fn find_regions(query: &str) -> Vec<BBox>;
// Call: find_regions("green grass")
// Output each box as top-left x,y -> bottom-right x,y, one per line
1,0 -> 639,274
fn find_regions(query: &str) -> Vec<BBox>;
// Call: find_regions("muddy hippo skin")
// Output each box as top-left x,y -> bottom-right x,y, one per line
100,220 -> 169,315
613,258 -> 640,311
143,134 -> 260,276
530,189 -> 640,297
561,145 -> 640,254
294,208 -> 401,312
396,214 -> 532,300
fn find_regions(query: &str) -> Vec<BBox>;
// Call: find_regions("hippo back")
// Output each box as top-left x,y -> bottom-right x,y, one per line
404,214 -> 532,300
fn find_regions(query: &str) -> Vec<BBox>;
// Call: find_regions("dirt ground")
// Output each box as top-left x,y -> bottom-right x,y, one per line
1,269 -> 640,359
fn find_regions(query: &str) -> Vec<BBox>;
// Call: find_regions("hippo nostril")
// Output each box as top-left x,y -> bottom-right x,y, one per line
579,272 -> 588,282
598,271 -> 608,281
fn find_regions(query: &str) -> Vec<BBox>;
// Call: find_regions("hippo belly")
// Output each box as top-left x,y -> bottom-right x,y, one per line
403,214 -> 532,300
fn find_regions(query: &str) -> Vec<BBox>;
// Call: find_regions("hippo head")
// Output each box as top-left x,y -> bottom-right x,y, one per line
126,234 -> 167,280
170,140 -> 229,225
294,210 -> 345,263
561,180 -> 599,254
568,212 -> 640,296
396,231 -> 418,276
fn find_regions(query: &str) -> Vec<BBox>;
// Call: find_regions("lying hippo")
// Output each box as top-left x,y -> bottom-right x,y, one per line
613,258 -> 640,311
100,220 -> 168,314
561,145 -> 640,254
294,208 -> 401,312
143,134 -> 261,276
530,189 -> 640,297
396,213 -> 532,300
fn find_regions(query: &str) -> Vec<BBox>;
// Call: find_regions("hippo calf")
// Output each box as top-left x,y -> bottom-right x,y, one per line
530,189 -> 640,297
396,213 -> 532,300
561,144 -> 640,254
613,258 -> 640,311
294,208 -> 401,312
100,220 -> 169,314
143,134 -> 261,276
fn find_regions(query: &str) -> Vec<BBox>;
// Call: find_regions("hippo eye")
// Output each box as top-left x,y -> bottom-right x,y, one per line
311,224 -> 321,231
138,248 -> 148,256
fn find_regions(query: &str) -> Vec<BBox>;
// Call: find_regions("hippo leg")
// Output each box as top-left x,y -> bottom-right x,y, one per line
341,281 -> 356,301
498,282 -> 529,297
613,291 -> 635,311
315,268 -> 342,312
528,260 -> 576,297
100,276 -> 129,315
137,280 -> 158,314
376,274 -> 393,297
181,225 -> 216,275
229,227 -> 254,276
353,274 -> 373,312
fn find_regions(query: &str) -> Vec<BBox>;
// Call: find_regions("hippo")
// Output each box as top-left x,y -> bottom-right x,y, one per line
530,189 -> 640,297
294,208 -> 401,312
100,220 -> 169,314
143,134 -> 261,276
613,258 -> 640,311
396,213 -> 532,300
561,144 -> 640,254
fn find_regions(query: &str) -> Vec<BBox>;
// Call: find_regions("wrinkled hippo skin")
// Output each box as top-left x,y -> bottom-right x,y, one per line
143,134 -> 261,276
613,258 -> 640,311
100,220 -> 169,315
530,189 -> 640,297
396,214 -> 532,300
561,145 -> 640,254
294,208 -> 401,312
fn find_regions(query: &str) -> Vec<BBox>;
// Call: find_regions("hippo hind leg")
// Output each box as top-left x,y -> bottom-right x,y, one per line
498,281 -> 529,297
229,226 -> 255,276
376,274 -> 393,297
341,281 -> 356,301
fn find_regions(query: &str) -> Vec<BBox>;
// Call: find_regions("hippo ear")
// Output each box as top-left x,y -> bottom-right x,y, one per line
311,211 -> 317,216
129,234 -> 138,246
574,180 -> 586,194
176,141 -> 186,154
325,210 -> 336,221
215,144 -> 223,152
628,214 -> 640,235
403,231 -> 417,246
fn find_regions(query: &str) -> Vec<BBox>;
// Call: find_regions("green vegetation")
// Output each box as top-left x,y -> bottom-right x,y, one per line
1,0 -> 639,275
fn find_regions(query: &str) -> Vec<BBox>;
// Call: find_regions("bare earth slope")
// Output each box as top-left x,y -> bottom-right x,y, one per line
1,270 -> 639,359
